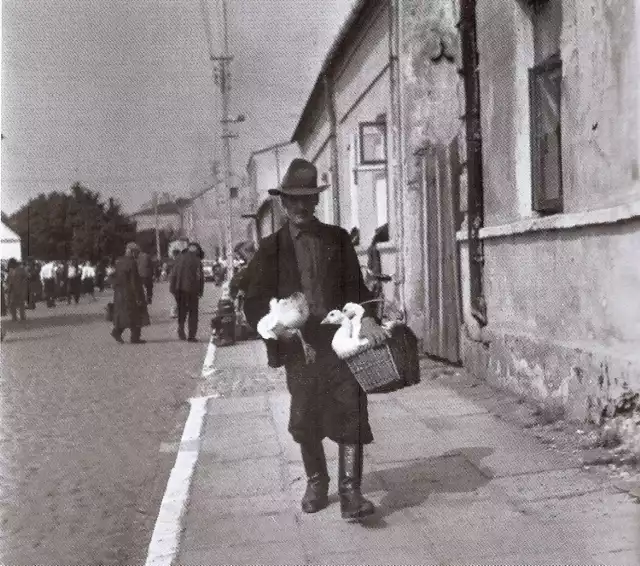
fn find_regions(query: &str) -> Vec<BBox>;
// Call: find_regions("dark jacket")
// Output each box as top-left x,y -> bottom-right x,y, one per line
6,266 -> 28,304
170,251 -> 204,296
112,255 -> 149,329
137,252 -> 152,279
244,221 -> 374,368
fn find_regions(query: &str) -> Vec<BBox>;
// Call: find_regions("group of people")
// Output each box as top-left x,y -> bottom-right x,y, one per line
110,241 -> 203,344
1,257 -> 110,321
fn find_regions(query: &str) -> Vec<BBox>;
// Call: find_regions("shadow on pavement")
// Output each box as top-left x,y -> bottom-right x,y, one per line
360,448 -> 494,529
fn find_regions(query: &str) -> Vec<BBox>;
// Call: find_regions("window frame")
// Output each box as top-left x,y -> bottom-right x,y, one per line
529,52 -> 563,214
358,121 -> 387,166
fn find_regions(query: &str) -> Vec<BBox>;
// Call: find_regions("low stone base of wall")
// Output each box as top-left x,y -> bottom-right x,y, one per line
461,329 -> 640,433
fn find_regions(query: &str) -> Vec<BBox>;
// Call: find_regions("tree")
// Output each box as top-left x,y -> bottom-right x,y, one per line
9,183 -> 136,262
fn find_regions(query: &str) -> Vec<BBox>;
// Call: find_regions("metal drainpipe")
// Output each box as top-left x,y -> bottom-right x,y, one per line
459,0 -> 487,326
324,73 -> 341,226
388,0 -> 406,318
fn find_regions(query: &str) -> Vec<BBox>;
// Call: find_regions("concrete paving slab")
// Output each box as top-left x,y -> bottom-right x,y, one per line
590,548 -> 640,566
308,545 -> 440,565
178,541 -> 307,566
516,491 -> 640,556
435,412 -> 545,451
187,492 -> 296,518
179,510 -> 299,552
298,515 -> 432,555
489,468 -> 604,502
189,454 -> 285,499
206,394 -> 269,416
396,394 -> 489,418
461,444 -> 580,478
200,413 -> 281,461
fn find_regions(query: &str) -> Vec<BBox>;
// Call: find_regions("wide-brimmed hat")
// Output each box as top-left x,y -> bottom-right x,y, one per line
268,158 -> 329,196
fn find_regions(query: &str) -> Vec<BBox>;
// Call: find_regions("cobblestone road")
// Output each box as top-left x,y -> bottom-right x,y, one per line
0,283 -> 222,565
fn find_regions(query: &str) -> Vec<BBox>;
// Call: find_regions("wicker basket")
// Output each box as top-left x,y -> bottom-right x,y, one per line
344,324 -> 421,394
345,342 -> 403,393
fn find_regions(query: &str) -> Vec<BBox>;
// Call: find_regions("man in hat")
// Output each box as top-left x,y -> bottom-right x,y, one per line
111,242 -> 149,344
243,158 -> 388,521
170,241 -> 204,342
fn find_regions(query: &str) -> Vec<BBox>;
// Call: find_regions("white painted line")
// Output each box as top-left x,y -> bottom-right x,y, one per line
201,333 -> 218,378
144,395 -> 214,566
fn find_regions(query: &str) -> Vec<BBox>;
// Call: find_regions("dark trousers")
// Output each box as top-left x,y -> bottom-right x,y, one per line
285,348 -> 373,446
176,291 -> 199,339
10,301 -> 26,321
68,277 -> 81,304
43,278 -> 56,307
143,277 -> 153,304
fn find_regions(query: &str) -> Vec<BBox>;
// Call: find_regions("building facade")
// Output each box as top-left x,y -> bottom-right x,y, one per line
246,142 -> 301,240
457,0 -> 640,422
291,0 -> 640,425
292,0 -> 398,305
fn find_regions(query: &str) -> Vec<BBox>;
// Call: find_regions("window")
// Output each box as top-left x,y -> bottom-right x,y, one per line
359,121 -> 387,165
529,0 -> 562,213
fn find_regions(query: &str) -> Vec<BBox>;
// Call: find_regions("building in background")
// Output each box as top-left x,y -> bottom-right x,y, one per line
1,218 -> 22,261
246,141 -> 301,240
130,199 -> 187,234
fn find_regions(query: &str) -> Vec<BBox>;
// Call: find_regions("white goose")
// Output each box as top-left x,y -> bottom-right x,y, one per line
321,309 -> 370,359
257,292 -> 316,364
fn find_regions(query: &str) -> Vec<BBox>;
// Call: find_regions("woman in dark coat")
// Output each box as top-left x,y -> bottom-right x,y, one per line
110,242 -> 149,344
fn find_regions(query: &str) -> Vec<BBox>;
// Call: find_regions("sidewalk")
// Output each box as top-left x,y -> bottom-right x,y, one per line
173,353 -> 639,565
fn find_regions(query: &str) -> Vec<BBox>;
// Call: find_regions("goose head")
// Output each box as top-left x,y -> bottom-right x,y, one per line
321,310 -> 346,325
342,302 -> 365,320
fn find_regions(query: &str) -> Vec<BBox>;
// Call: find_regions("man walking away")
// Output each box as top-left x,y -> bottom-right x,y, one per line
67,259 -> 81,304
5,259 -> 28,322
137,248 -> 154,305
111,242 -> 149,344
81,261 -> 96,301
170,242 -> 204,342
40,260 -> 57,308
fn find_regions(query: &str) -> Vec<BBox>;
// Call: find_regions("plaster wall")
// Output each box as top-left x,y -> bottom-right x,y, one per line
459,218 -> 640,421
398,0 -> 464,342
336,71 -> 390,242
476,0 -> 640,226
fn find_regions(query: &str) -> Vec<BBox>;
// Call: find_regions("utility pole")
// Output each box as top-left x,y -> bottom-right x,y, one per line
220,0 -> 235,283
200,0 -> 244,275
153,192 -> 161,260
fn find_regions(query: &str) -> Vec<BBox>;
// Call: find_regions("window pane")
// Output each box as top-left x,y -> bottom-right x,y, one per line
360,123 -> 386,163
530,57 -> 562,212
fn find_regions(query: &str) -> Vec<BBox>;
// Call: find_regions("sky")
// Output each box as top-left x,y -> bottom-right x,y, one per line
1,0 -> 356,215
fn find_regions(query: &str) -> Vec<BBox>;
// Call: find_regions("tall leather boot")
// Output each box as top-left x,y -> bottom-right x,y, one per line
300,442 -> 329,514
338,444 -> 375,521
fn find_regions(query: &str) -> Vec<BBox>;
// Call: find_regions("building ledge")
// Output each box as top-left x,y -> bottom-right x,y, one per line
456,200 -> 640,241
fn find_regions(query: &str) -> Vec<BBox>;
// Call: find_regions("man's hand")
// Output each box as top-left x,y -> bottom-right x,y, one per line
271,322 -> 297,341
359,317 -> 389,347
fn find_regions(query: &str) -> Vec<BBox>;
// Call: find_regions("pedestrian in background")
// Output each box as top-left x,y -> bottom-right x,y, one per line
170,242 -> 204,342
40,259 -> 57,308
5,258 -> 28,322
81,261 -> 96,301
26,258 -> 40,309
111,242 -> 148,344
95,260 -> 106,292
67,259 -> 81,304
137,248 -> 154,305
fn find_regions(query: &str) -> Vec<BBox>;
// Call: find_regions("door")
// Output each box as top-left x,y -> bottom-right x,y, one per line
419,139 -> 463,363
